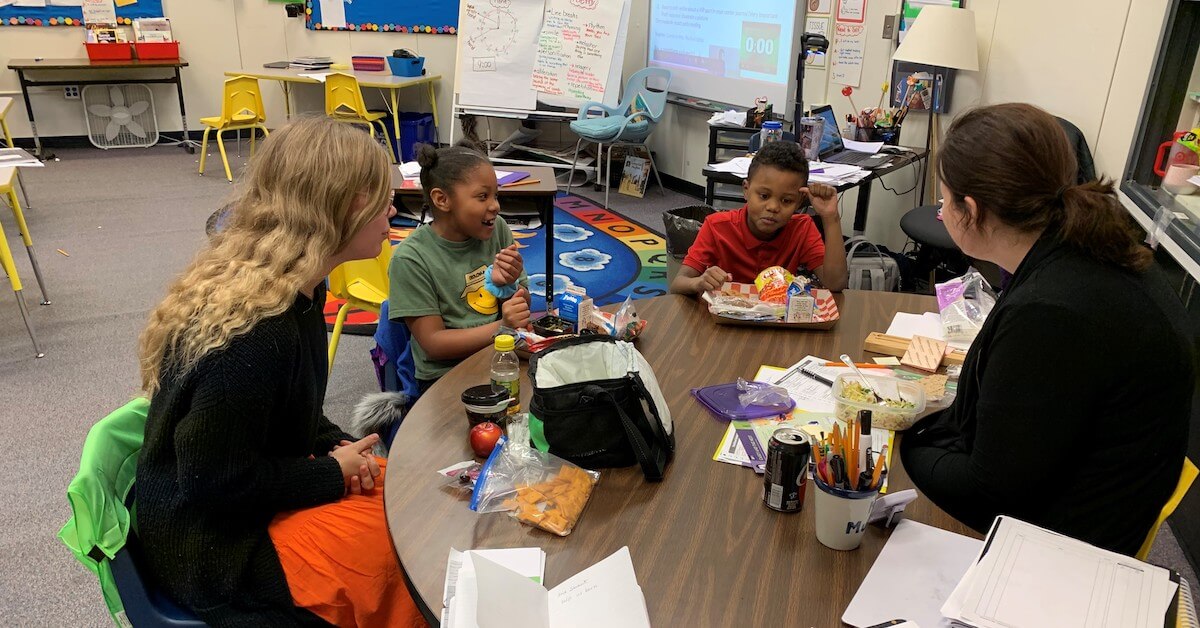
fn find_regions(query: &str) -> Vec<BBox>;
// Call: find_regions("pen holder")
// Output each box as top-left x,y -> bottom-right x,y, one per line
854,125 -> 901,146
813,475 -> 880,551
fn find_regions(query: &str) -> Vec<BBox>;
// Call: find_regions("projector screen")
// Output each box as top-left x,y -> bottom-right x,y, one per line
647,0 -> 804,114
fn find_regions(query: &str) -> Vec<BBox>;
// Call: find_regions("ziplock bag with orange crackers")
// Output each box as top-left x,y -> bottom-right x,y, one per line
470,436 -> 600,536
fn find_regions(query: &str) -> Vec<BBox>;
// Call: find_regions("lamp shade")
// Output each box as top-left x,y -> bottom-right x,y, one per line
892,6 -> 979,71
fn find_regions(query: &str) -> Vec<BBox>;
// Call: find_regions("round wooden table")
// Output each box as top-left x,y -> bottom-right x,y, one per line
385,291 -> 977,626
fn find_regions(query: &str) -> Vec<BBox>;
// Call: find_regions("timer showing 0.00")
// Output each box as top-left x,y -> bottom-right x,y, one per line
739,21 -> 783,76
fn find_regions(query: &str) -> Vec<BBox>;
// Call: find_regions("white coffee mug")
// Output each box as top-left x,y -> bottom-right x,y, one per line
814,477 -> 880,551
1163,164 -> 1199,196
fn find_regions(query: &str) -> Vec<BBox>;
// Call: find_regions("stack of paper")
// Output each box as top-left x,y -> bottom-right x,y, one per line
886,312 -> 971,351
0,148 -> 43,168
132,18 -> 173,43
443,548 -> 546,627
808,162 -> 870,186
290,56 -> 333,70
707,110 -> 748,127
444,546 -> 651,628
942,517 -> 1178,628
706,157 -> 752,177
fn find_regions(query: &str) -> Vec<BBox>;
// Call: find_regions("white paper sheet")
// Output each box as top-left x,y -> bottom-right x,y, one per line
706,157 -> 752,177
708,110 -> 748,127
830,21 -> 867,87
81,0 -> 116,25
298,72 -> 331,83
842,138 -> 884,154
317,0 -> 346,29
532,0 -> 623,105
843,520 -> 983,628
886,312 -> 972,351
945,517 -> 1178,628
13,0 -> 47,7
444,547 -> 547,628
457,0 -> 544,110
1189,174 -> 1200,186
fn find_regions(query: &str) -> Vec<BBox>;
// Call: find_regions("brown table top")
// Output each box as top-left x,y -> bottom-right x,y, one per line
385,291 -> 977,626
703,148 -> 929,189
391,165 -> 559,196
8,57 -> 188,70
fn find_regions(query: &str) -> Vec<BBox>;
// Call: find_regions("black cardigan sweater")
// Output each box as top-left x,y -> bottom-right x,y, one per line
136,289 -> 352,626
901,231 -> 1194,555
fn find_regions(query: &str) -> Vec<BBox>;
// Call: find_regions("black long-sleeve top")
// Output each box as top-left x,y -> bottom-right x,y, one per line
136,289 -> 352,626
901,231 -> 1194,555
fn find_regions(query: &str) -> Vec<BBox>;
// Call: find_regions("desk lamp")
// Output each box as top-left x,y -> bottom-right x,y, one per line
891,6 -> 979,203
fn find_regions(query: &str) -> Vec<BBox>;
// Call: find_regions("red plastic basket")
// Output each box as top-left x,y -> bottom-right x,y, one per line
134,41 -> 180,60
352,56 -> 387,72
85,43 -> 134,61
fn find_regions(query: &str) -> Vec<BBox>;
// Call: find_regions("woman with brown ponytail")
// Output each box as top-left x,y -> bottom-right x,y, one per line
900,103 -> 1194,555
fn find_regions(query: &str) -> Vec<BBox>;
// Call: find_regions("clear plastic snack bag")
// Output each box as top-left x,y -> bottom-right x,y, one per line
736,377 -> 791,408
935,271 -> 996,346
611,295 -> 645,341
470,436 -> 600,536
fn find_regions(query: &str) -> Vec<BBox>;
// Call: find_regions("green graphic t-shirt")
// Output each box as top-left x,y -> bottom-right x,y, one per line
387,217 -> 527,380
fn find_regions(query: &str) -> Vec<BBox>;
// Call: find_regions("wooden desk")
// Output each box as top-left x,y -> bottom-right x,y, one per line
385,290 -> 977,626
392,165 -> 560,298
7,57 -> 192,159
226,68 -> 442,150
703,148 -> 929,236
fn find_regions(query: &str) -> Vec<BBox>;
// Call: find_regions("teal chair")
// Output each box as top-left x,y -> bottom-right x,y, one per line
566,67 -> 671,208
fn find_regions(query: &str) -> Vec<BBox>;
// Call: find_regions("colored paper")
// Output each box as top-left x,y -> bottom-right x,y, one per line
114,0 -> 135,6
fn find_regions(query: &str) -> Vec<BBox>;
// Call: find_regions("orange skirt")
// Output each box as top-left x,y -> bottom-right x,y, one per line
269,457 -> 427,628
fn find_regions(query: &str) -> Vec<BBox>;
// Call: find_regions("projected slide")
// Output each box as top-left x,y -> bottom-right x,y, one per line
648,0 -> 797,107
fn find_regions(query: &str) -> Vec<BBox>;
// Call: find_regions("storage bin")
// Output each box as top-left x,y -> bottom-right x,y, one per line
85,43 -> 134,61
387,56 -> 425,77
134,41 -> 180,60
352,56 -> 387,72
398,112 -> 436,162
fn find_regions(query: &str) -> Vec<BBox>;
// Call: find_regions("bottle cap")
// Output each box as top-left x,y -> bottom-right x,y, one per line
494,334 -> 515,352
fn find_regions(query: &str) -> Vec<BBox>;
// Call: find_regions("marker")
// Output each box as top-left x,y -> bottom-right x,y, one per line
858,410 -> 873,477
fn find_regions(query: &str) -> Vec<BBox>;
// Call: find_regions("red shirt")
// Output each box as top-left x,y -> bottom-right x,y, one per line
681,205 -> 826,283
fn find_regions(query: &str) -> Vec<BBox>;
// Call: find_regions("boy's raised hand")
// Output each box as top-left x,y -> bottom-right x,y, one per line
802,183 -> 839,220
501,287 -> 531,330
697,266 -> 732,292
492,244 -> 524,286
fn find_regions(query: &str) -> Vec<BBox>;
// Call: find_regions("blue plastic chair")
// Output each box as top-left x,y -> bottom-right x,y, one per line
566,67 -> 671,208
372,300 -> 420,448
113,489 -> 207,627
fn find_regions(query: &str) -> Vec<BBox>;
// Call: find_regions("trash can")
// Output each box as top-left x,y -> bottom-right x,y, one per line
662,205 -> 717,283
375,112 -> 437,162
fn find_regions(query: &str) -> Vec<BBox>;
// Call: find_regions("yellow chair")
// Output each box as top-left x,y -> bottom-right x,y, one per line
1,166 -> 49,306
327,239 -> 391,373
1137,457 -> 1199,561
199,76 -> 270,182
0,169 -> 43,358
324,73 -> 396,163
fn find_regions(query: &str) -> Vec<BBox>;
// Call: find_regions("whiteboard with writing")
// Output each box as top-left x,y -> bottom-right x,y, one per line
454,0 -> 628,113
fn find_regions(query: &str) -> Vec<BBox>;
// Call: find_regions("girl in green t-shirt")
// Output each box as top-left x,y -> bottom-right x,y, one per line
388,143 -> 531,386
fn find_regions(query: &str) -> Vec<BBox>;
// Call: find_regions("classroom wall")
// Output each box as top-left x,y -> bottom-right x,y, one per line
0,0 -> 460,142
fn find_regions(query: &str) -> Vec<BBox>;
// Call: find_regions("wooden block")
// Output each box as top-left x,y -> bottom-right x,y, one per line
863,332 -> 967,366
901,335 -> 948,373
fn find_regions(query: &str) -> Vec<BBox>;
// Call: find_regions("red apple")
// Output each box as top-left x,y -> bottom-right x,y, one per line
470,422 -> 503,457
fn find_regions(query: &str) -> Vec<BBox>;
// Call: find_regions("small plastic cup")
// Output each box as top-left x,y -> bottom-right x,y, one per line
461,385 -> 510,429
813,475 -> 881,551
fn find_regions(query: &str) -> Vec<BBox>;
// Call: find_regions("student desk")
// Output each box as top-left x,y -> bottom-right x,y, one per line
7,57 -> 192,160
702,149 -> 928,236
225,68 -> 442,149
385,290 -> 978,626
391,165 -> 559,298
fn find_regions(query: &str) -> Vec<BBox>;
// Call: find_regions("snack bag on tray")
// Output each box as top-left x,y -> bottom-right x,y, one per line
754,266 -> 794,304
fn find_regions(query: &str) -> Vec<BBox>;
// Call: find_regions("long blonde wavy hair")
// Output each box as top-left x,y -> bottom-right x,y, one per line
139,115 -> 392,396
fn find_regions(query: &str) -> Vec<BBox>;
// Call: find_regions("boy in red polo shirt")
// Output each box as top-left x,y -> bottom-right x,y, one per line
671,141 -> 849,295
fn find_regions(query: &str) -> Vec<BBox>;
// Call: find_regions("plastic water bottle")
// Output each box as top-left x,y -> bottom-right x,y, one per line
490,334 -> 521,416
761,120 -> 784,145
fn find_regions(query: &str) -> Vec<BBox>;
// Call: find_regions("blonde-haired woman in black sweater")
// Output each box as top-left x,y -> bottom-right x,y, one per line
136,116 -> 425,626
901,103 -> 1194,556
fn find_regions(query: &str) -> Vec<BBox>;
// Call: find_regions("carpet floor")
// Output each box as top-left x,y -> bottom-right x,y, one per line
0,144 -> 1193,624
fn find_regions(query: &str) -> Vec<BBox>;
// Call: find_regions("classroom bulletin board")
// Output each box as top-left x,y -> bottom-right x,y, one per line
0,0 -> 164,27
305,0 -> 458,34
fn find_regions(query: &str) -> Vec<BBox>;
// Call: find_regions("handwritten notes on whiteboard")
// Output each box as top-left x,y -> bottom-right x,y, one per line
829,21 -> 865,87
531,0 -> 621,105
458,0 -> 544,110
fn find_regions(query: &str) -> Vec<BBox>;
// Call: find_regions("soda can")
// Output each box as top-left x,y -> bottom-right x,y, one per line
763,428 -> 811,513
798,116 -> 825,161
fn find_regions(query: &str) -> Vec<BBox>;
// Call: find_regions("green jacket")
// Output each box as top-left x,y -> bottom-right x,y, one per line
59,397 -> 149,627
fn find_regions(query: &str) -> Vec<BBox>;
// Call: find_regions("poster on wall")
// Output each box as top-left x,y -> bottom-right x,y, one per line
807,0 -> 833,15
306,0 -> 458,33
836,0 -> 866,23
890,61 -> 955,112
531,0 -> 623,105
0,0 -> 161,26
457,0 -> 545,110
829,21 -> 865,87
81,0 -> 116,25
803,17 -> 829,69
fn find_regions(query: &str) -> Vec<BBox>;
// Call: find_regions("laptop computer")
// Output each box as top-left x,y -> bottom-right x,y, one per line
811,104 -> 893,169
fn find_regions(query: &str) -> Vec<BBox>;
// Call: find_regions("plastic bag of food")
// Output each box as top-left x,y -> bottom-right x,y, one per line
469,436 -> 600,536
437,460 -> 483,492
736,377 -> 791,408
755,266 -> 794,304
935,271 -> 996,346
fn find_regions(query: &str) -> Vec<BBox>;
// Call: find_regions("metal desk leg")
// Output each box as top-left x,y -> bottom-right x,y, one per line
852,179 -> 873,236
282,81 -> 293,119
15,170 -> 32,213
542,194 -> 555,305
427,81 -> 440,144
170,67 -> 200,153
391,88 -> 402,161
16,70 -> 52,161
